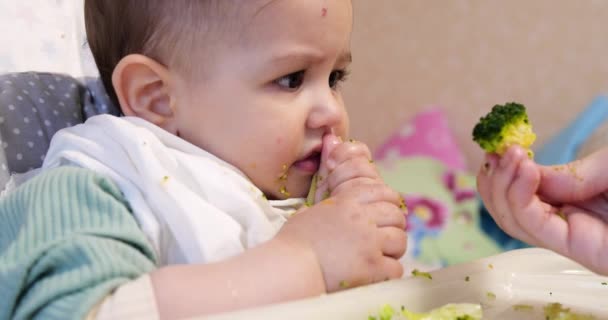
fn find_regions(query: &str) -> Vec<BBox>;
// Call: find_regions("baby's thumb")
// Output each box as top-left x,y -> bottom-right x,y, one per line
312,134 -> 341,203
538,148 -> 608,203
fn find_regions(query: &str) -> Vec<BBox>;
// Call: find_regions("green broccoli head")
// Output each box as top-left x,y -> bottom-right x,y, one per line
472,102 -> 536,158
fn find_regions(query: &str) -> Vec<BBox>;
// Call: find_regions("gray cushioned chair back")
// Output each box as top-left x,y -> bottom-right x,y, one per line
0,71 -> 119,188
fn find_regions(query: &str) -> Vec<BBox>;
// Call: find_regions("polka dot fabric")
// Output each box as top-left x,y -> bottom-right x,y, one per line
0,72 -> 120,187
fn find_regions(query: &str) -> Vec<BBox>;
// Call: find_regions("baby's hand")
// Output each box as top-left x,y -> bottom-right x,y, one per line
280,134 -> 407,291
477,146 -> 608,275
312,134 -> 382,202
278,180 -> 407,291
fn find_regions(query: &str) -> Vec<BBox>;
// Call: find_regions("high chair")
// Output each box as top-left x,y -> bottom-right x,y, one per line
0,71 -> 119,189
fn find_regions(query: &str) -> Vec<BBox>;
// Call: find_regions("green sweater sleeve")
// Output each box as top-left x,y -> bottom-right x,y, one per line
0,167 -> 158,320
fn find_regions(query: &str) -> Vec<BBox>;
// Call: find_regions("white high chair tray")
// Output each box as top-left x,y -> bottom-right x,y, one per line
202,248 -> 608,319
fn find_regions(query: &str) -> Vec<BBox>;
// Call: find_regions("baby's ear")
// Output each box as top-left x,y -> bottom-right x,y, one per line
112,54 -> 178,133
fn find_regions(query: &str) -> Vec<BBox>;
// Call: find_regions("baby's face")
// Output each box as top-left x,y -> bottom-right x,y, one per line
173,0 -> 353,199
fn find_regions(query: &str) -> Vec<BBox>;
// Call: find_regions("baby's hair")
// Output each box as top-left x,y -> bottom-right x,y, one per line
84,0 -> 232,106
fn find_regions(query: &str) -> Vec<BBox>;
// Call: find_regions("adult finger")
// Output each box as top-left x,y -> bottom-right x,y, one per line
539,147 -> 608,203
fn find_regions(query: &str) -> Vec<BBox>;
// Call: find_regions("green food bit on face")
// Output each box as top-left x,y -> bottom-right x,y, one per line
543,302 -> 595,320
513,304 -> 534,312
556,210 -> 567,221
411,269 -> 432,280
472,102 -> 536,158
602,282 -> 607,285
339,280 -> 349,289
486,292 -> 496,301
465,276 -> 470,282
279,186 -> 290,197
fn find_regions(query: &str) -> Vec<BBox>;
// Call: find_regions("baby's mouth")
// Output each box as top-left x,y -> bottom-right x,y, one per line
293,151 -> 321,173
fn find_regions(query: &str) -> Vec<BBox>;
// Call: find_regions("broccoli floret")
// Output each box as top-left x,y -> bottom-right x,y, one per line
472,102 -> 536,158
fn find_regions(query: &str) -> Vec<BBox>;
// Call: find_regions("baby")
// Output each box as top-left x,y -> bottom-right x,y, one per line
0,1 -> 407,319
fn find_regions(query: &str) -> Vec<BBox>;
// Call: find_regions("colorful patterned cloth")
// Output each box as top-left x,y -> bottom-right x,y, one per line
374,108 -> 502,268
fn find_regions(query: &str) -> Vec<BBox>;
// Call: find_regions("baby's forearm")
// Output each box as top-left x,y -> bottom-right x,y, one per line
150,237 -> 326,319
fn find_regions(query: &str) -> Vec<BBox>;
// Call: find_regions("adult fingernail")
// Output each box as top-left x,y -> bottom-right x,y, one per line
499,146 -> 524,169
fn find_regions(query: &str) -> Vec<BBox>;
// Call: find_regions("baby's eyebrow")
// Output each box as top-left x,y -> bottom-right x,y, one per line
269,50 -> 352,65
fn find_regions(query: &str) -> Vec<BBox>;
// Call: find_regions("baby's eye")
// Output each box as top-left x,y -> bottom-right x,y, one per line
275,71 -> 305,90
329,69 -> 349,89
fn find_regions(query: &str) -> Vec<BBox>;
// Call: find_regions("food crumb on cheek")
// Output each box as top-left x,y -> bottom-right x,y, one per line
279,186 -> 290,197
277,164 -> 289,181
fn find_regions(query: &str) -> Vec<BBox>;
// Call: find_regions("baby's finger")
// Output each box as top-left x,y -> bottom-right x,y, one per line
326,157 -> 380,193
370,202 -> 406,229
325,139 -> 372,171
379,227 -> 407,259
314,134 -> 342,202
373,256 -> 404,282
334,180 -> 402,206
